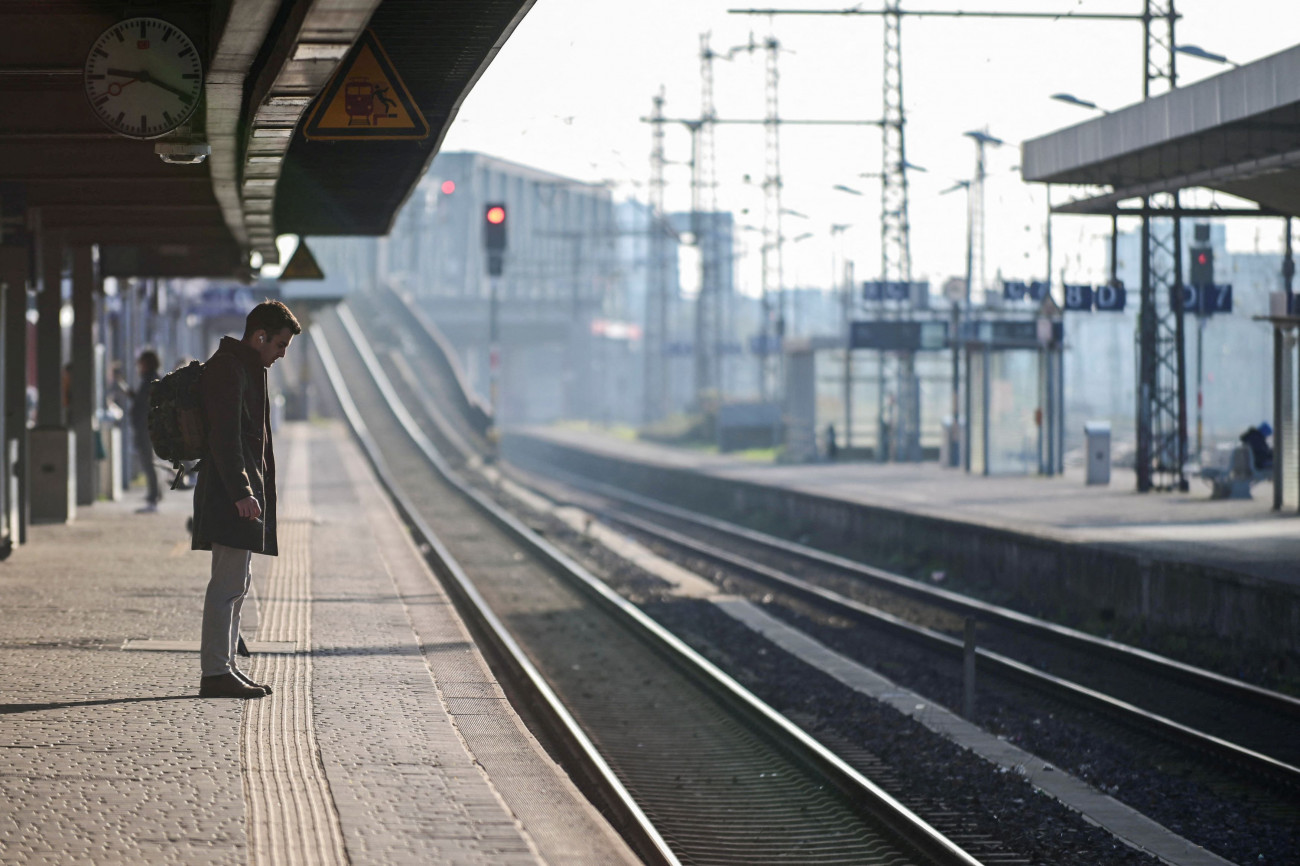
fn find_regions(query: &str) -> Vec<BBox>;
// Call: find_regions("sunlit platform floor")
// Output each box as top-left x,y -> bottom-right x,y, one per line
0,421 -> 636,866
513,425 -> 1300,589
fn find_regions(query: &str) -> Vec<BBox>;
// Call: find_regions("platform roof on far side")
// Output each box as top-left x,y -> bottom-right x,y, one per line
1021,42 -> 1300,216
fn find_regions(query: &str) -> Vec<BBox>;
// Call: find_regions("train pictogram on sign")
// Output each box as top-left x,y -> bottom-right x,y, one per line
304,30 -> 428,141
343,80 -> 398,126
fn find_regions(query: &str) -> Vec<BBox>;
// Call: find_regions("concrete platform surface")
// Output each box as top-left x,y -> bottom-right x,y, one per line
0,421 -> 637,865
520,426 -> 1300,588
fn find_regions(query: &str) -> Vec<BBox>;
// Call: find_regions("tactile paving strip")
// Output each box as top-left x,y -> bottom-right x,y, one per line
240,427 -> 348,866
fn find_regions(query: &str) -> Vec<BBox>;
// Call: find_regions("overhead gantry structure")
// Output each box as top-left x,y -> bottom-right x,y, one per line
0,0 -> 534,552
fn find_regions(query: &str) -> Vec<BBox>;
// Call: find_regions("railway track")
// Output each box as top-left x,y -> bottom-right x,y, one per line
494,455 -> 1300,864
348,288 -> 1300,863
525,469 -> 1300,788
357,286 -> 1300,789
311,304 -> 983,866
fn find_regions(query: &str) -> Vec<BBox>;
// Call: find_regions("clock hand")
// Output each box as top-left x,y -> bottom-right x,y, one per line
106,67 -> 145,80
142,74 -> 195,103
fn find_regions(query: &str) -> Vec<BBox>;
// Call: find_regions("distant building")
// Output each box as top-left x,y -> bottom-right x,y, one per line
311,152 -> 632,426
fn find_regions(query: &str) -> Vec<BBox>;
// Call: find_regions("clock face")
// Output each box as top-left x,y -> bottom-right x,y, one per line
83,17 -> 203,140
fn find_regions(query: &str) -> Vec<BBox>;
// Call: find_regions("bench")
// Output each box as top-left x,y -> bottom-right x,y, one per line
1200,443 -> 1271,499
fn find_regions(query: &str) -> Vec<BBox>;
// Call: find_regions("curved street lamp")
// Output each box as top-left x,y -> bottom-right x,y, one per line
1175,44 -> 1237,67
1050,92 -> 1110,114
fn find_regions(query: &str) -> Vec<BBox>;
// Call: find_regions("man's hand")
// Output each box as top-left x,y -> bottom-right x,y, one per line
235,496 -> 262,521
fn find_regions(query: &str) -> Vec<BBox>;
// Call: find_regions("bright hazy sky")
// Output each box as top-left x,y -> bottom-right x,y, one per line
439,1 -> 1300,299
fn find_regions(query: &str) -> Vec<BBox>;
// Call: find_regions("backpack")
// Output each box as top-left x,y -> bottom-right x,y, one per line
148,360 -> 206,489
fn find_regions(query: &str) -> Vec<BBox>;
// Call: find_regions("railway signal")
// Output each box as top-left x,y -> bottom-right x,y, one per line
1190,246 -> 1214,289
482,202 -> 507,438
484,203 -> 506,276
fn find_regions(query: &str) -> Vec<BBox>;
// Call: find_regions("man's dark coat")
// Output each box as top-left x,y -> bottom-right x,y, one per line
191,337 -> 278,555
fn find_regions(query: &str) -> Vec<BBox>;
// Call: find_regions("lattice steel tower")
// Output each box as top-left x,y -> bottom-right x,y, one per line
760,35 -> 786,400
644,89 -> 670,423
694,34 -> 723,405
1137,0 -> 1189,491
880,2 -> 921,461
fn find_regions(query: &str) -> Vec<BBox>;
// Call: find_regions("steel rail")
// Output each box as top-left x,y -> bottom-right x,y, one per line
537,466 -> 1300,722
325,307 -> 986,866
348,287 -> 1300,789
312,324 -> 680,866
592,500 -> 1300,791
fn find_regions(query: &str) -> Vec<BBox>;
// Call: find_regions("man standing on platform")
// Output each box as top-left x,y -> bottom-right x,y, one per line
193,300 -> 300,699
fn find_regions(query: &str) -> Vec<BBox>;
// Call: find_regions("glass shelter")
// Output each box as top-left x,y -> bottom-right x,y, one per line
963,317 -> 1064,476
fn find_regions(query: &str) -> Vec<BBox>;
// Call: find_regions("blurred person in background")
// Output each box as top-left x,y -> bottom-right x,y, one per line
130,350 -> 162,513
1240,421 -> 1273,471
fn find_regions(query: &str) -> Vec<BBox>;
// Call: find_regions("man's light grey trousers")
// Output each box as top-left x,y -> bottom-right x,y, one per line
200,542 -> 252,678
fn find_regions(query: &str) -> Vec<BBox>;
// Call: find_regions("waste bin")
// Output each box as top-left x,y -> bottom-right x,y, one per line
940,415 -> 962,468
1083,421 -> 1111,485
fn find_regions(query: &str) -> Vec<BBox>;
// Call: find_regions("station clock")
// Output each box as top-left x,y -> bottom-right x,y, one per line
83,17 -> 204,140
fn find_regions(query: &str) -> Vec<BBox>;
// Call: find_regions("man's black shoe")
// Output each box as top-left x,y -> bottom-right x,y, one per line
232,668 -> 272,695
199,673 -> 266,699
236,635 -> 250,657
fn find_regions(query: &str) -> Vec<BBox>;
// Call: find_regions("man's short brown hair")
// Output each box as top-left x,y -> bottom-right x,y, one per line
243,300 -> 301,340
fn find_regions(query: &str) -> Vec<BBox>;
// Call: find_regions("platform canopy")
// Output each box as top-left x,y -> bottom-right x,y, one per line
1021,42 -> 1300,216
0,0 -> 532,277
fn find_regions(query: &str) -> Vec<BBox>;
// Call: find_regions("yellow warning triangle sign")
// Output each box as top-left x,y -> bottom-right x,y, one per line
279,239 -> 325,280
303,30 -> 429,141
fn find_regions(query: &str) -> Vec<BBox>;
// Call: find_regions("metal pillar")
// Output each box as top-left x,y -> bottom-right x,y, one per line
968,134 -> 995,305
1195,311 -> 1204,464
946,180 -> 973,468
488,273 -> 500,428
1274,327 -> 1285,510
1277,218 -> 1294,510
1038,336 -> 1064,477
0,272 -> 5,544
1056,327 -> 1065,475
36,229 -> 63,429
71,246 -> 96,506
963,342 -> 972,472
836,230 -> 853,454
32,226 -> 75,523
0,244 -> 26,546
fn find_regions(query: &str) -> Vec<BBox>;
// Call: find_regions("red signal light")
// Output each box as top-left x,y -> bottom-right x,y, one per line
486,205 -> 506,225
1197,252 -> 1209,265
440,180 -> 455,195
